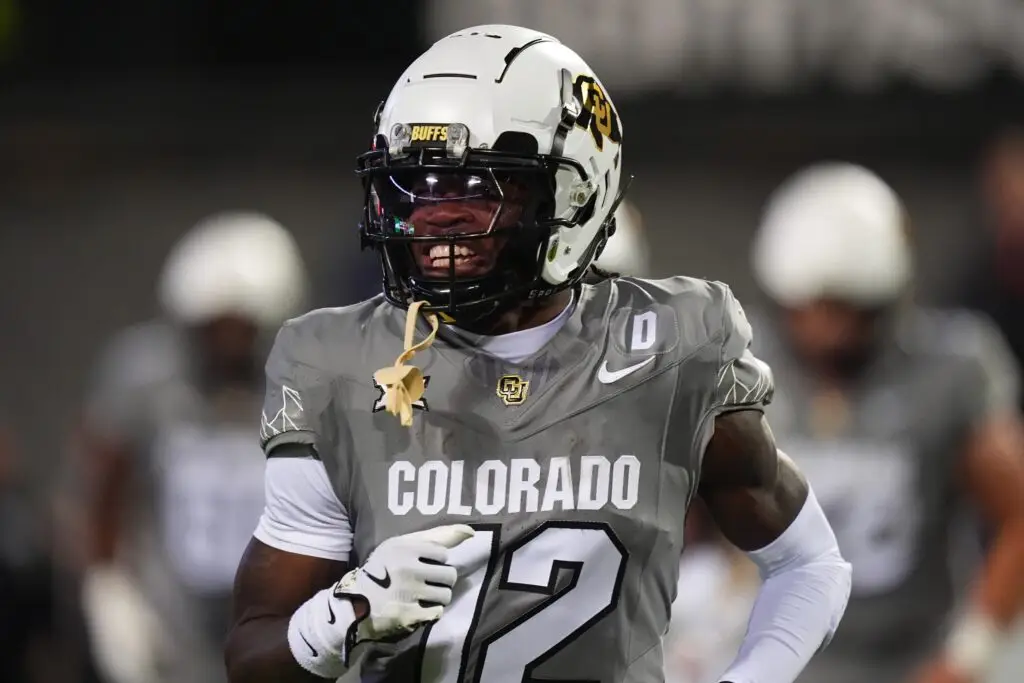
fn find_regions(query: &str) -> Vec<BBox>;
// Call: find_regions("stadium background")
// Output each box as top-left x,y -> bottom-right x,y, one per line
0,1 -> 1022,681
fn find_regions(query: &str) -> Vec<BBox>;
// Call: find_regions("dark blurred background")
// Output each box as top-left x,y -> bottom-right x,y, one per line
3,1 -> 1024,476
1,2 -> 1023,682
0,1 -> 1019,475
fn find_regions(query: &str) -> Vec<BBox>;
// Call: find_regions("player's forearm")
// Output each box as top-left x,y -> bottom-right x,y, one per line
84,441 -> 131,564
940,516 -> 1024,678
227,589 -> 368,683
971,515 -> 1024,625
225,616 -> 326,683
719,489 -> 852,683
90,504 -> 120,564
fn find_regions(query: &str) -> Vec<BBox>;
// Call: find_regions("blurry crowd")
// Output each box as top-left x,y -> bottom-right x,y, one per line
1,125 -> 1023,683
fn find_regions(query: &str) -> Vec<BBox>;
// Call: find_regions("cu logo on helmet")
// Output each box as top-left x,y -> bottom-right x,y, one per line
572,75 -> 622,152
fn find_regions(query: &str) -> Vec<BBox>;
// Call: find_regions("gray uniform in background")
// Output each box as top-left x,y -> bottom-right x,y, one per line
86,321 -> 268,683
259,276 -> 774,683
751,307 -> 1020,683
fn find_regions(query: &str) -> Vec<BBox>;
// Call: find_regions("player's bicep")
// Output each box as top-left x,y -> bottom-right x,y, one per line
690,286 -> 776,488
698,410 -> 809,551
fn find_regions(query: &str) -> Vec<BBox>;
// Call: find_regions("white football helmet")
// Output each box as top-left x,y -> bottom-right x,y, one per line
158,211 -> 308,329
358,24 -> 626,324
751,162 -> 911,308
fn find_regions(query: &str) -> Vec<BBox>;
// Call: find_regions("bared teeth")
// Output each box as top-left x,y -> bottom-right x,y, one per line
429,257 -> 471,268
428,244 -> 473,260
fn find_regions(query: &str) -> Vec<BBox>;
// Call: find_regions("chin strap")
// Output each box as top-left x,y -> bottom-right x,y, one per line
373,300 -> 439,427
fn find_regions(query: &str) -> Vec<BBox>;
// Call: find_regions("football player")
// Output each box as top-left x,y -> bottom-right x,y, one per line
225,25 -> 852,683
78,212 -> 308,683
749,163 -> 1024,683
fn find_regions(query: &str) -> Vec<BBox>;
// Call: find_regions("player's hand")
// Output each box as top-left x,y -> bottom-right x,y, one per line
335,524 -> 475,642
81,565 -> 171,683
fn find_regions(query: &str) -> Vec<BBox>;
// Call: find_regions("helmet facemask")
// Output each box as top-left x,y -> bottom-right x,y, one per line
358,128 -> 598,328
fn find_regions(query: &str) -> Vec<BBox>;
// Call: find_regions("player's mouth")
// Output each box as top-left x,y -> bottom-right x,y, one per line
417,243 -> 492,277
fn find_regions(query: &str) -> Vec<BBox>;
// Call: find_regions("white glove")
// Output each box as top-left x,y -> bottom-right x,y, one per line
288,524 -> 474,678
81,565 -> 170,683
337,523 -> 475,641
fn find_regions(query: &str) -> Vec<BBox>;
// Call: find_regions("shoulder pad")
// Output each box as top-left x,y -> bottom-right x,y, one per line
608,276 -> 748,358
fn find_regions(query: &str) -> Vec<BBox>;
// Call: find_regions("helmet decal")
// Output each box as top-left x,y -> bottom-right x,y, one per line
572,75 -> 622,152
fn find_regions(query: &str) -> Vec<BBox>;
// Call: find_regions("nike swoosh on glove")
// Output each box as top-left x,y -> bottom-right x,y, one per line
336,524 -> 475,645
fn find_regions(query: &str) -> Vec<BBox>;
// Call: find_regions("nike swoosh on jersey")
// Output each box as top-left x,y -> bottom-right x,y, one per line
364,568 -> 391,589
597,356 -> 656,384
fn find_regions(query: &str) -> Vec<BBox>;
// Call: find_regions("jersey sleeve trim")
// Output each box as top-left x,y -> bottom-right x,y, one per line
715,349 -> 774,412
713,285 -> 774,412
266,441 -> 321,461
260,318 -> 336,456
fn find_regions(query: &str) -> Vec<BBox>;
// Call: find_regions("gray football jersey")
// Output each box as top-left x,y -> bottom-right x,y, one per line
751,308 -> 1020,683
86,321 -> 268,683
260,276 -> 774,683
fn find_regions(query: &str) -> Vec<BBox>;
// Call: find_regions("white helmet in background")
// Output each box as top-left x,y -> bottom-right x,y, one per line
752,162 -> 911,307
358,24 -> 626,324
593,200 -> 651,276
158,211 -> 308,329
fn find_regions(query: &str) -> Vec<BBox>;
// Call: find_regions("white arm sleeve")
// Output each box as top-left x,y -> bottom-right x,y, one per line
718,486 -> 852,683
254,458 -> 353,562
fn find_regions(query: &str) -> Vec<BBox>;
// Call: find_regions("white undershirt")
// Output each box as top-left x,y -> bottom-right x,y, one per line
445,292 -> 576,363
254,297 -> 576,562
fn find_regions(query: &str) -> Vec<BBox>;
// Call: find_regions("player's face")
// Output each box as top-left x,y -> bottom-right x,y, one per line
195,314 -> 260,382
783,299 -> 882,376
375,170 -> 529,280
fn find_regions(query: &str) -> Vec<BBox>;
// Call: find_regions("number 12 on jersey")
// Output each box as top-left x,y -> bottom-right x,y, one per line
420,521 -> 629,683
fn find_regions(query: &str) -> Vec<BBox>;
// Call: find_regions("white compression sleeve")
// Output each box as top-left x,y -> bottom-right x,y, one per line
288,588 -> 359,679
718,488 -> 852,683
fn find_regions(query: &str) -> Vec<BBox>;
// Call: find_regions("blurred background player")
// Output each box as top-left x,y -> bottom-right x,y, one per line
747,163 -> 1024,683
74,212 -> 308,683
